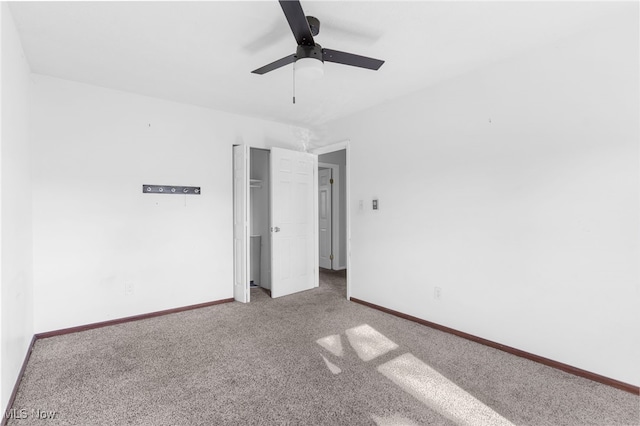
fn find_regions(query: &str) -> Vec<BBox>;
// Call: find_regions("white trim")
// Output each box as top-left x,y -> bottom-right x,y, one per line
345,143 -> 351,300
312,140 -> 351,300
318,162 -> 340,272
312,141 -> 348,156
313,156 -> 319,289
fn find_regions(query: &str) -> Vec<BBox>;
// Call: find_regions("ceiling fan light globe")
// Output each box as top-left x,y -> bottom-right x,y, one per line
296,57 -> 324,80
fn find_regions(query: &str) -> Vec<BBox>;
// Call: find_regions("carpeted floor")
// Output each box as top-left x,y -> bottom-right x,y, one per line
7,270 -> 640,425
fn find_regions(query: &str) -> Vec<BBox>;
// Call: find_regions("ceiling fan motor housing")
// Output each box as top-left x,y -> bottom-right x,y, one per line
296,44 -> 323,63
306,16 -> 320,36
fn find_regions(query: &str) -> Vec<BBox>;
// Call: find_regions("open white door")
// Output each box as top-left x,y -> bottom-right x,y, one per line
318,168 -> 332,269
270,147 -> 318,298
233,144 -> 250,303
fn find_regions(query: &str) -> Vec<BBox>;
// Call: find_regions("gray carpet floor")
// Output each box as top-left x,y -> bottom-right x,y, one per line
7,270 -> 640,425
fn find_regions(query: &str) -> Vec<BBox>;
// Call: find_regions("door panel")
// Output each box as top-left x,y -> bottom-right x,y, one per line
233,145 -> 249,303
318,168 -> 332,269
270,147 -> 318,298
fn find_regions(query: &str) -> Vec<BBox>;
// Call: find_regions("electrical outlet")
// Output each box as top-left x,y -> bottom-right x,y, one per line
434,287 -> 442,300
359,200 -> 364,210
125,282 -> 135,296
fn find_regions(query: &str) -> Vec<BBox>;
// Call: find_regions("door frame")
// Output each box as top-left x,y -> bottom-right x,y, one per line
232,144 -> 250,303
318,162 -> 340,271
312,140 -> 351,300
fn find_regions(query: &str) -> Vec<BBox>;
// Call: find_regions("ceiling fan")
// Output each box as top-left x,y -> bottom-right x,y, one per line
251,0 -> 385,76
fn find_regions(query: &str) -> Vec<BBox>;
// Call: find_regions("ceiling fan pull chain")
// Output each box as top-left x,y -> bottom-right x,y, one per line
293,61 -> 296,104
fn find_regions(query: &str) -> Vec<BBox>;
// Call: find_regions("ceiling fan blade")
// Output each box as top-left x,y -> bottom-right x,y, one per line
279,0 -> 315,46
322,49 -> 384,71
251,54 -> 297,75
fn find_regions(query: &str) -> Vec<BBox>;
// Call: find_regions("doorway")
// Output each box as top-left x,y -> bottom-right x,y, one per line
313,142 -> 350,299
250,148 -> 271,292
233,145 -> 319,303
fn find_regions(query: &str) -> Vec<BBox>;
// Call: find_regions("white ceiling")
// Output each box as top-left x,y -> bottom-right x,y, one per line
8,1 -> 626,129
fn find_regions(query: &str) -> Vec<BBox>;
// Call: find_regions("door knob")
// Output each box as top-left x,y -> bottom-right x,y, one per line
272,226 -> 280,232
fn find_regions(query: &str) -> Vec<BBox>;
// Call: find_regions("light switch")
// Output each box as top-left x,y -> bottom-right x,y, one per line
359,200 -> 364,210
372,199 -> 378,210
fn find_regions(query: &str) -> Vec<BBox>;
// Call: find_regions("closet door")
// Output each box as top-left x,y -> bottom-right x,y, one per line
233,144 -> 249,303
270,147 -> 318,298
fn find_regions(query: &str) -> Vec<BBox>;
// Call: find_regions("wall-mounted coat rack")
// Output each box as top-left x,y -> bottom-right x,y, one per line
143,185 -> 201,195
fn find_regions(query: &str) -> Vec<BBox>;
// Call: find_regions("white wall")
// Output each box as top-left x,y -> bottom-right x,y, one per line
0,3 -> 34,412
324,9 -> 639,385
30,74 -> 303,333
319,150 -> 347,270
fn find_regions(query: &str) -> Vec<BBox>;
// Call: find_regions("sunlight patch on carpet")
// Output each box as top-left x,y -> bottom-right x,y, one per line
371,413 -> 421,425
378,353 -> 514,426
321,354 -> 342,375
345,324 -> 399,362
316,334 -> 344,357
